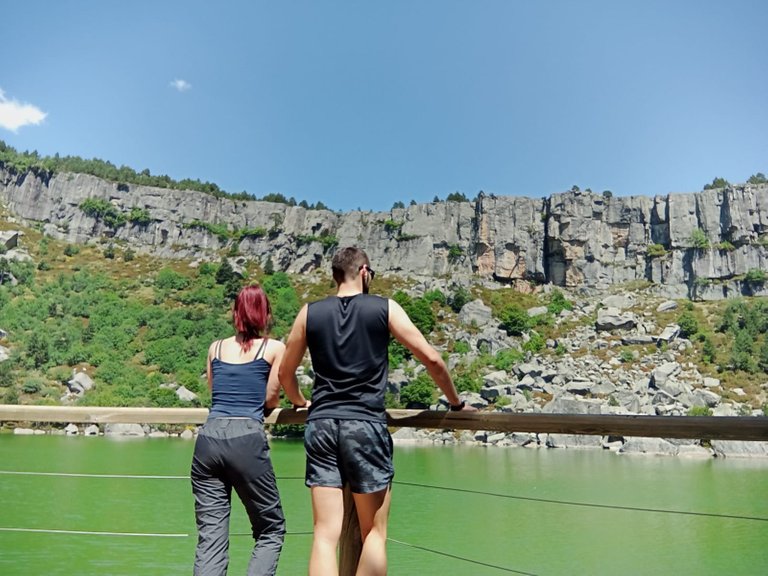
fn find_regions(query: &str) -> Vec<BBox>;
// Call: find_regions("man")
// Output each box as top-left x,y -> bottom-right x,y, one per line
279,246 -> 475,576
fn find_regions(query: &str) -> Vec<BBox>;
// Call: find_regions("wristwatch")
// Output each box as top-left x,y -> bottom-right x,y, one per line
449,400 -> 466,411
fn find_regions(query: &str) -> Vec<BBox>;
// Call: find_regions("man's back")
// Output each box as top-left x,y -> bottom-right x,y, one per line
306,294 -> 389,422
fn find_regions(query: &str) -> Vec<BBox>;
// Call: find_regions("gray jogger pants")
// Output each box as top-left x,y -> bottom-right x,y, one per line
191,418 -> 285,575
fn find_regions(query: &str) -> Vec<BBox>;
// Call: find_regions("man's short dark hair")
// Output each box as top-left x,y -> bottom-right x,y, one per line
331,246 -> 370,284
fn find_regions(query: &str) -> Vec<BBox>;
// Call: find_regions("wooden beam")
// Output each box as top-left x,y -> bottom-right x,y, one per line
0,405 -> 766,441
338,485 -> 363,576
385,410 -> 768,441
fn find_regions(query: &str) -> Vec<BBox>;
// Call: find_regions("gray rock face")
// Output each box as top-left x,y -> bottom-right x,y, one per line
3,168 -> 767,298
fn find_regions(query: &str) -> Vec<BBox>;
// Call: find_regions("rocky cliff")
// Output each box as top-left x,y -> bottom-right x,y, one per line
2,166 -> 767,299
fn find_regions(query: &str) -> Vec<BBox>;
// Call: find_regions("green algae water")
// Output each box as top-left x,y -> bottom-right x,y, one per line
0,435 -> 766,575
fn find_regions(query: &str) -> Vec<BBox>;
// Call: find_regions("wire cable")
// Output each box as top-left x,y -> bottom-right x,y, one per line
0,527 -> 314,538
4,471 -> 765,522
388,537 -> 537,575
393,480 -> 768,523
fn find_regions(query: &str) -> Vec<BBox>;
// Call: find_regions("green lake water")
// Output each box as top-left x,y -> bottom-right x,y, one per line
0,435 -> 766,575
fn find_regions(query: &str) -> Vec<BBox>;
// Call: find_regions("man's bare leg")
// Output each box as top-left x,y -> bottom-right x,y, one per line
309,486 -> 344,576
352,487 -> 391,576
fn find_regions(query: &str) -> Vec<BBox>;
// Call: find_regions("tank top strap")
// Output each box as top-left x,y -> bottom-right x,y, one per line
215,339 -> 223,360
254,337 -> 269,360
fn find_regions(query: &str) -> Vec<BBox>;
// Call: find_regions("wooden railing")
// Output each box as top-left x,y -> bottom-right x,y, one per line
1,405 -> 766,441
2,404 -> 766,574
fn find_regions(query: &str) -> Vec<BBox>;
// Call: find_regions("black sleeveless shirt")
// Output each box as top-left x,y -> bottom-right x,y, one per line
305,294 -> 389,422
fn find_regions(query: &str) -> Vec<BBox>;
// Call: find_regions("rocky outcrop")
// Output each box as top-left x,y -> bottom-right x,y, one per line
2,167 -> 768,299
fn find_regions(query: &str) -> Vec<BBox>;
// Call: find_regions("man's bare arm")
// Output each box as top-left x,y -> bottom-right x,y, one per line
388,299 -> 469,408
278,304 -> 310,407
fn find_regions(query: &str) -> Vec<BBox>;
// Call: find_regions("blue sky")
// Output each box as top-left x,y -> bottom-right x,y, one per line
1,1 -> 766,211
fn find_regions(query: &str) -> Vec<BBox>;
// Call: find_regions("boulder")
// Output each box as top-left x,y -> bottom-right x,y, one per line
595,307 -> 637,331
458,299 -> 493,327
175,385 -> 198,402
657,324 -> 681,342
619,437 -> 679,456
105,423 -> 145,436
527,306 -> 549,318
601,294 -> 635,310
545,434 -> 603,449
67,371 -> 94,395
711,440 -> 768,458
650,362 -> 681,388
656,300 -> 678,312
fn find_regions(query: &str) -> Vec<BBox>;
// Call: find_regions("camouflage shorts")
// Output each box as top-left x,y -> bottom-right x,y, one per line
304,419 -> 394,494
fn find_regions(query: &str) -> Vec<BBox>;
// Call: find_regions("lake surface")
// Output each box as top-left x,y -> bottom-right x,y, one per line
0,434 -> 766,575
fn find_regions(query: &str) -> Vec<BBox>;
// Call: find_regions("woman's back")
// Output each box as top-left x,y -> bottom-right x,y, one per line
207,337 -> 283,421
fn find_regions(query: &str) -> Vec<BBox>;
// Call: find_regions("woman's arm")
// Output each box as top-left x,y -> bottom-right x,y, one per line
265,341 -> 284,409
206,341 -> 216,392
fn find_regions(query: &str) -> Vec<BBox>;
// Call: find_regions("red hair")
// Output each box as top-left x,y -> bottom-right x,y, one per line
233,284 -> 272,352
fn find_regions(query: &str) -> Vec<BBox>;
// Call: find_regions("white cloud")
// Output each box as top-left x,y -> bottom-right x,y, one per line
0,88 -> 47,132
170,79 -> 192,92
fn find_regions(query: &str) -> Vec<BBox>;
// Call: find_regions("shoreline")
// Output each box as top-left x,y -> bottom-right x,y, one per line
5,423 -> 768,460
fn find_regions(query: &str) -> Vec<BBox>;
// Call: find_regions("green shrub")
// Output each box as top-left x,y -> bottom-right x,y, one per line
716,241 -> 735,252
452,341 -> 470,355
701,335 -> 717,364
423,289 -> 447,306
454,372 -> 482,394
522,331 -> 545,353
21,377 -> 44,394
677,311 -> 699,339
547,289 -> 573,315
383,219 -> 403,234
80,198 -> 127,228
156,268 -> 190,291
495,396 -> 512,408
647,243 -> 667,258
493,348 -> 523,371
730,329 -> 756,372
0,361 -> 14,388
399,373 -> 436,407
184,219 -> 230,242
446,191 -> 469,202
688,406 -> 713,416
448,286 -> 471,313
619,349 -> 634,363
234,227 -> 267,240
689,229 -> 710,249
388,340 -> 408,368
744,269 -> 767,284
447,244 -> 464,264
703,177 -> 730,190
128,207 -> 152,226
500,305 -> 529,336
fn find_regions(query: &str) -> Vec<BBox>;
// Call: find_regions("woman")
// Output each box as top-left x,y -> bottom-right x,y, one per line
191,284 -> 308,576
